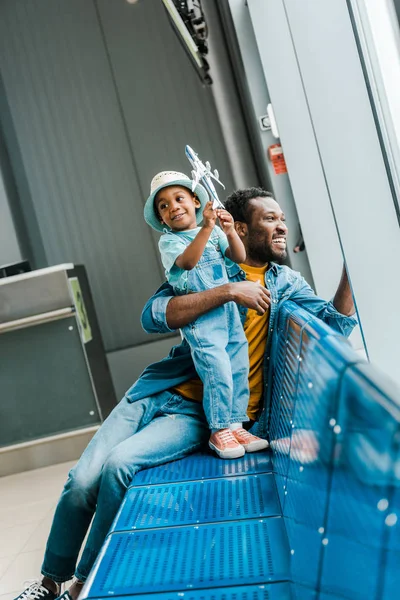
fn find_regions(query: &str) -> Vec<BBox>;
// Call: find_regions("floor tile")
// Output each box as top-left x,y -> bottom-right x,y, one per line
0,463 -> 73,594
22,511 -> 55,554
0,463 -> 74,510
0,524 -> 38,560
0,550 -> 43,595
0,560 -> 12,581
0,591 -> 19,600
0,501 -> 55,531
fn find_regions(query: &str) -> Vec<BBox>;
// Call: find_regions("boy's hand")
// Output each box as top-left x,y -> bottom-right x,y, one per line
216,209 -> 235,235
202,201 -> 217,229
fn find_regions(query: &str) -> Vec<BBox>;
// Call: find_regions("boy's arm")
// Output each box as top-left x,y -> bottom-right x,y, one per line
175,200 -> 217,270
224,229 -> 246,263
175,224 -> 213,270
217,209 -> 246,263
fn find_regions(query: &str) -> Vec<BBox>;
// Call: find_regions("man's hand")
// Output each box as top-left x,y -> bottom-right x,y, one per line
230,281 -> 271,315
216,208 -> 235,235
202,201 -> 217,229
333,265 -> 356,316
166,280 -> 271,329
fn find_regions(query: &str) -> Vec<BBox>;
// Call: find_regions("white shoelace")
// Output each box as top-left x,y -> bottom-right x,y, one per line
235,428 -> 253,440
216,429 -> 236,446
20,581 -> 51,600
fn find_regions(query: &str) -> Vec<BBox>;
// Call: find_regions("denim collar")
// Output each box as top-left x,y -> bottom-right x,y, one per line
228,261 -> 279,279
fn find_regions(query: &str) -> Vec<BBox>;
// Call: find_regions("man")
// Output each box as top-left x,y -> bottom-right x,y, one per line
17,188 -> 356,600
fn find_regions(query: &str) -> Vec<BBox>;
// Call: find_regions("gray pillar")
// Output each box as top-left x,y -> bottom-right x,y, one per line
202,0 -> 259,189
0,166 -> 21,265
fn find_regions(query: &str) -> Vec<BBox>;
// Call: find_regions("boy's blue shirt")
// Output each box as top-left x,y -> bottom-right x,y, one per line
127,262 -> 357,437
158,225 -> 230,292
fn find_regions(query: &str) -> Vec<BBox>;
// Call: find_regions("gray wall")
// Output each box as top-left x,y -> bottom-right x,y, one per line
248,0 -> 400,376
0,169 -> 21,266
0,119 -> 22,265
0,0 -> 236,352
107,335 -> 181,401
394,0 -> 400,23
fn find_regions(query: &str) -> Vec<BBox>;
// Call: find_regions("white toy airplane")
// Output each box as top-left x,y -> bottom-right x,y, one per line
185,145 -> 225,209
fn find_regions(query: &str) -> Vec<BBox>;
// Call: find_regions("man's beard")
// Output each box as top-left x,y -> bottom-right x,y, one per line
247,237 -> 287,264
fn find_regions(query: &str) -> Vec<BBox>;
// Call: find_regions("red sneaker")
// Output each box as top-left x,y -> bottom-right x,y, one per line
209,428 -> 245,459
231,428 -> 269,452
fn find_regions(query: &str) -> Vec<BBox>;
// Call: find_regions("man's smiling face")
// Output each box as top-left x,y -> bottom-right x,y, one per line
242,197 -> 288,265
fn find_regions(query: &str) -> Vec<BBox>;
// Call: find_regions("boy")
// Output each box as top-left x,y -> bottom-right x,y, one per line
144,171 -> 268,458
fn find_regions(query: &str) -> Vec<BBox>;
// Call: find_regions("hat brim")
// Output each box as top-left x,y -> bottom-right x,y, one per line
144,179 -> 209,232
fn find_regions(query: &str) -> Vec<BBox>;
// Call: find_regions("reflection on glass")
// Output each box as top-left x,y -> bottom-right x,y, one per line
349,0 -> 400,221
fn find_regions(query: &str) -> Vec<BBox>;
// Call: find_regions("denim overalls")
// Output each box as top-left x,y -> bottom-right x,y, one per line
176,231 -> 249,429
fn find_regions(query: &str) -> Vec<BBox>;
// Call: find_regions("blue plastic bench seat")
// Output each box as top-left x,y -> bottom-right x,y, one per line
85,518 -> 290,597
133,451 -> 273,485
80,302 -> 400,600
80,583 -> 293,600
111,473 -> 280,533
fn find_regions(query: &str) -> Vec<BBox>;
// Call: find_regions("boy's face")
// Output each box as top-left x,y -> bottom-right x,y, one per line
155,185 -> 201,231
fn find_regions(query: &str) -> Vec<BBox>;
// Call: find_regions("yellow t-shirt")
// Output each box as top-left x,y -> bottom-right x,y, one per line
174,263 -> 270,420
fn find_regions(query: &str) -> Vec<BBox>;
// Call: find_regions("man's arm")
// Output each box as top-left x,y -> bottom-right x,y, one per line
289,266 -> 357,338
141,281 -> 271,334
166,281 -> 270,329
332,265 -> 355,316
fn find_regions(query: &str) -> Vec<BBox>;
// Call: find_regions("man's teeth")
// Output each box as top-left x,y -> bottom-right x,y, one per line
273,238 -> 286,243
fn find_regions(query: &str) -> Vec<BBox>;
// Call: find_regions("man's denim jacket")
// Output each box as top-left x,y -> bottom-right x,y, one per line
126,262 -> 357,438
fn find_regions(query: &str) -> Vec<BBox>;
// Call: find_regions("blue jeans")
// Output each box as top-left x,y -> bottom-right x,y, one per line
180,241 -> 249,430
182,302 -> 249,429
41,391 -> 208,583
